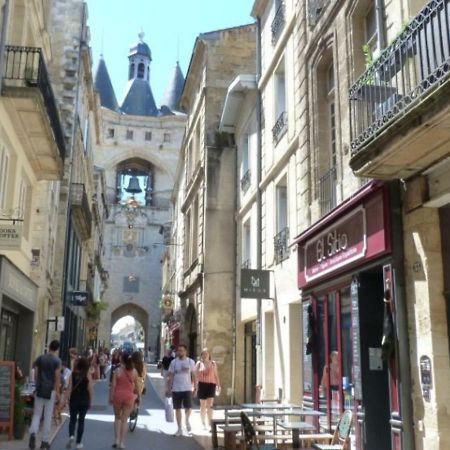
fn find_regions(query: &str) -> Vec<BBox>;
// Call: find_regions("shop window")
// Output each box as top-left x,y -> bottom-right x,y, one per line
0,146 -> 10,211
0,309 -> 18,360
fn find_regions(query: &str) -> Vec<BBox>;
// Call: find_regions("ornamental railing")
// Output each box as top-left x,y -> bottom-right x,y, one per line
3,46 -> 66,160
241,169 -> 252,193
271,2 -> 286,44
274,227 -> 290,264
318,166 -> 337,217
272,111 -> 288,144
349,0 -> 450,155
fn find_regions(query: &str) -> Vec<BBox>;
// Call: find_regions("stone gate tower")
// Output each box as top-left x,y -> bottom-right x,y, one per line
93,33 -> 186,351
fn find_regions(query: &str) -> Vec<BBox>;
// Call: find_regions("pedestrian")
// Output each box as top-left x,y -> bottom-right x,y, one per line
195,348 -> 221,430
110,352 -> 139,449
66,357 -> 93,449
99,349 -> 108,379
166,344 -> 197,437
131,351 -> 147,397
69,348 -> 78,372
54,361 -> 72,424
160,348 -> 174,381
29,340 -> 62,450
89,350 -> 100,380
109,349 -> 122,385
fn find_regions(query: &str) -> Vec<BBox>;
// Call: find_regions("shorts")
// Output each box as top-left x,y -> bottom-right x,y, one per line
198,382 -> 216,400
172,391 -> 193,410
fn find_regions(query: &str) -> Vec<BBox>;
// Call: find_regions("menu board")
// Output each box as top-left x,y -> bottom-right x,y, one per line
0,361 -> 15,439
351,280 -> 362,400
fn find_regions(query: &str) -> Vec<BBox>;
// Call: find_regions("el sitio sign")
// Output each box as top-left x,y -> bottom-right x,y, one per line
241,269 -> 271,299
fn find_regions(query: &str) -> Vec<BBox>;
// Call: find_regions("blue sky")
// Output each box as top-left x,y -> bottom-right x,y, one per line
87,0 -> 254,108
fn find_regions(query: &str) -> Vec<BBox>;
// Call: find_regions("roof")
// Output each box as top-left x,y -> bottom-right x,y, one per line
94,56 -> 119,111
160,61 -> 185,112
120,78 -> 158,116
129,32 -> 152,60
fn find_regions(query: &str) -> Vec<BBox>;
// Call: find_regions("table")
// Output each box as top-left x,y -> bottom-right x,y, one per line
241,403 -> 300,409
278,421 -> 316,448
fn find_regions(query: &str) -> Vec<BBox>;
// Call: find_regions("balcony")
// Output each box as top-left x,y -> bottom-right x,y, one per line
318,166 -> 337,217
71,183 -> 92,240
274,227 -> 290,264
271,2 -> 286,45
349,0 -> 450,179
241,169 -> 252,193
272,111 -> 288,144
1,46 -> 66,180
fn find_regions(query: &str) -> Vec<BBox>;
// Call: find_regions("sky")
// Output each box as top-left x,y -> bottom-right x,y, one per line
87,0 -> 255,108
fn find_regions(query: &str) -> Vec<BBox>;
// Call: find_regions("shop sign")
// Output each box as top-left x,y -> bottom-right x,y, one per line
302,207 -> 367,284
0,224 -> 22,249
69,291 -> 89,306
0,257 -> 37,311
241,269 -> 271,299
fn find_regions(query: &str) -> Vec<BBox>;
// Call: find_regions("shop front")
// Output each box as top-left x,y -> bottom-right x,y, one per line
294,182 -> 412,450
0,256 -> 36,374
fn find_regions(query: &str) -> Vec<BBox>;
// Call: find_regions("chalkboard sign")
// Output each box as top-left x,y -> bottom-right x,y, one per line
351,280 -> 362,400
0,361 -> 15,439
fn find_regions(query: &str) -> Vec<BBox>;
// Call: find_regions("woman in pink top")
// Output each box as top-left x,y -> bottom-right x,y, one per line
195,348 -> 220,430
109,353 -> 138,449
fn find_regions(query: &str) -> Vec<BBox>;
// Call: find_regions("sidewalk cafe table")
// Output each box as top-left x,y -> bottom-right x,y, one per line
277,421 -> 316,448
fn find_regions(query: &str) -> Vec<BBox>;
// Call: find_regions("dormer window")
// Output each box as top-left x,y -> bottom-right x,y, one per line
129,63 -> 135,80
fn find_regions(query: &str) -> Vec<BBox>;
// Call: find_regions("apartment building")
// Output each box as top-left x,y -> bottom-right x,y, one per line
167,25 -> 256,402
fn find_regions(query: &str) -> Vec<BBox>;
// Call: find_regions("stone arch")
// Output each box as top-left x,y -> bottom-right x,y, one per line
185,303 -> 198,360
111,303 -> 149,350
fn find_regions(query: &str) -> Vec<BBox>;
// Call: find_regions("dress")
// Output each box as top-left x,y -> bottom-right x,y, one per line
112,368 -> 136,407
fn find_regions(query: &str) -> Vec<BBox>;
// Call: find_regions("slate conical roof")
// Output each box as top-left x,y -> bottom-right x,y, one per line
120,79 -> 159,116
160,61 -> 185,112
94,55 -> 119,111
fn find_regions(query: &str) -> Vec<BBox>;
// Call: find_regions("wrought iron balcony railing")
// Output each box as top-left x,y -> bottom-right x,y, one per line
241,259 -> 251,269
274,227 -> 290,264
349,0 -> 450,155
271,2 -> 286,44
241,169 -> 252,193
3,46 -> 66,160
272,111 -> 288,144
318,166 -> 337,217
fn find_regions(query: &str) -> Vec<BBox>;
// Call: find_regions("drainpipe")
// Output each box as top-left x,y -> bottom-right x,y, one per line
375,0 -> 387,48
256,16 -> 263,389
0,0 -> 11,93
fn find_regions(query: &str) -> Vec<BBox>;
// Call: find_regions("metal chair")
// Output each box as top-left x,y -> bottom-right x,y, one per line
311,409 -> 353,450
240,411 -> 277,450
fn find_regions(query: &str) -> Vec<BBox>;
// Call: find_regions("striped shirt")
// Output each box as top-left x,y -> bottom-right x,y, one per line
196,361 -> 218,384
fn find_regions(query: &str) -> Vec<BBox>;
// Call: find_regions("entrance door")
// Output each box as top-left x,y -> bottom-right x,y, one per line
244,321 -> 257,402
0,308 -> 18,360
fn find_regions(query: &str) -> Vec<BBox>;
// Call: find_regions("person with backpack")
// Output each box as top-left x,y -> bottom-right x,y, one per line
29,340 -> 62,450
66,357 -> 93,449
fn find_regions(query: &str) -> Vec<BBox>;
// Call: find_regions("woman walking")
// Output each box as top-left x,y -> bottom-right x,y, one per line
66,357 -> 93,449
110,353 -> 139,449
195,349 -> 221,430
131,351 -> 147,397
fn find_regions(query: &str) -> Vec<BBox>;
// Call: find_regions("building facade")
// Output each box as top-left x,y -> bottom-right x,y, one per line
166,24 -> 256,403
94,35 -> 186,352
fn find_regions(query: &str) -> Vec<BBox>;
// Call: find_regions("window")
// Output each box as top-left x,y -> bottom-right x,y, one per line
191,199 -> 199,264
364,3 -> 385,61
116,158 -> 153,206
276,182 -> 288,232
184,210 -> 191,270
129,63 -> 135,80
273,61 -> 287,143
123,275 -> 140,293
163,133 -> 171,143
145,131 -> 152,141
137,62 -> 145,79
83,117 -> 90,155
240,134 -> 251,192
242,220 -> 252,268
107,128 -> 115,138
126,130 -> 134,140
0,147 -> 10,211
18,177 -> 31,239
274,179 -> 289,264
327,64 -> 337,168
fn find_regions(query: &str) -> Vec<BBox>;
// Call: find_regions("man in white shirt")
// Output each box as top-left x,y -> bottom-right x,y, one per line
166,344 -> 197,436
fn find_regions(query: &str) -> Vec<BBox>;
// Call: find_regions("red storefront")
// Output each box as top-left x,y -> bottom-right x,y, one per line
293,182 -> 412,450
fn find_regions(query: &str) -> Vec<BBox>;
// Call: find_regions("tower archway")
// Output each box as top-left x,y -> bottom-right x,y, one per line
111,303 -> 149,350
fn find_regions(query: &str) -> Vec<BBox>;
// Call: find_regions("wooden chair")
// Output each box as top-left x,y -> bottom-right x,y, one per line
240,411 -> 277,450
310,409 -> 353,450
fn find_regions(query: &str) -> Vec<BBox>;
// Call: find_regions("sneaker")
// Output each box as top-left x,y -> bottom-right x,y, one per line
40,443 -> 50,449
29,433 -> 36,450
186,421 -> 192,433
175,428 -> 183,437
76,444 -> 84,449
66,436 -> 75,449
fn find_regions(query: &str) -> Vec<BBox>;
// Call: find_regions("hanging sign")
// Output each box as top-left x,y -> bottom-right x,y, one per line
69,291 -> 89,306
0,224 -> 22,249
241,269 -> 271,299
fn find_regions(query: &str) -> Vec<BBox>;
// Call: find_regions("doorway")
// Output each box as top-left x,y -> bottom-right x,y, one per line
244,321 -> 256,402
0,308 -> 18,360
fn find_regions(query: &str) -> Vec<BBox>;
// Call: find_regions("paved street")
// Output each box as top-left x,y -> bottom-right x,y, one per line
51,371 -> 204,450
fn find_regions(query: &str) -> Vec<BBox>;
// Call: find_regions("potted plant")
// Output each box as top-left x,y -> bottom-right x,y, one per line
14,381 -> 26,440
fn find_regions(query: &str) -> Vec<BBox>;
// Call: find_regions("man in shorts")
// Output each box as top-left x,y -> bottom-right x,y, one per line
166,344 -> 197,436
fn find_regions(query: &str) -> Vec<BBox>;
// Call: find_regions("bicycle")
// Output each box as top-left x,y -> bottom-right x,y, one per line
128,399 -> 139,432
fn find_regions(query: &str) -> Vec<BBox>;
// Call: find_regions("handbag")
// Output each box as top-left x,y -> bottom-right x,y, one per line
165,397 -> 174,422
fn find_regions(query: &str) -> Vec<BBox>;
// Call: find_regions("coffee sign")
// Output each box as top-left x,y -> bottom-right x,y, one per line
301,207 -> 367,284
0,224 -> 22,249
